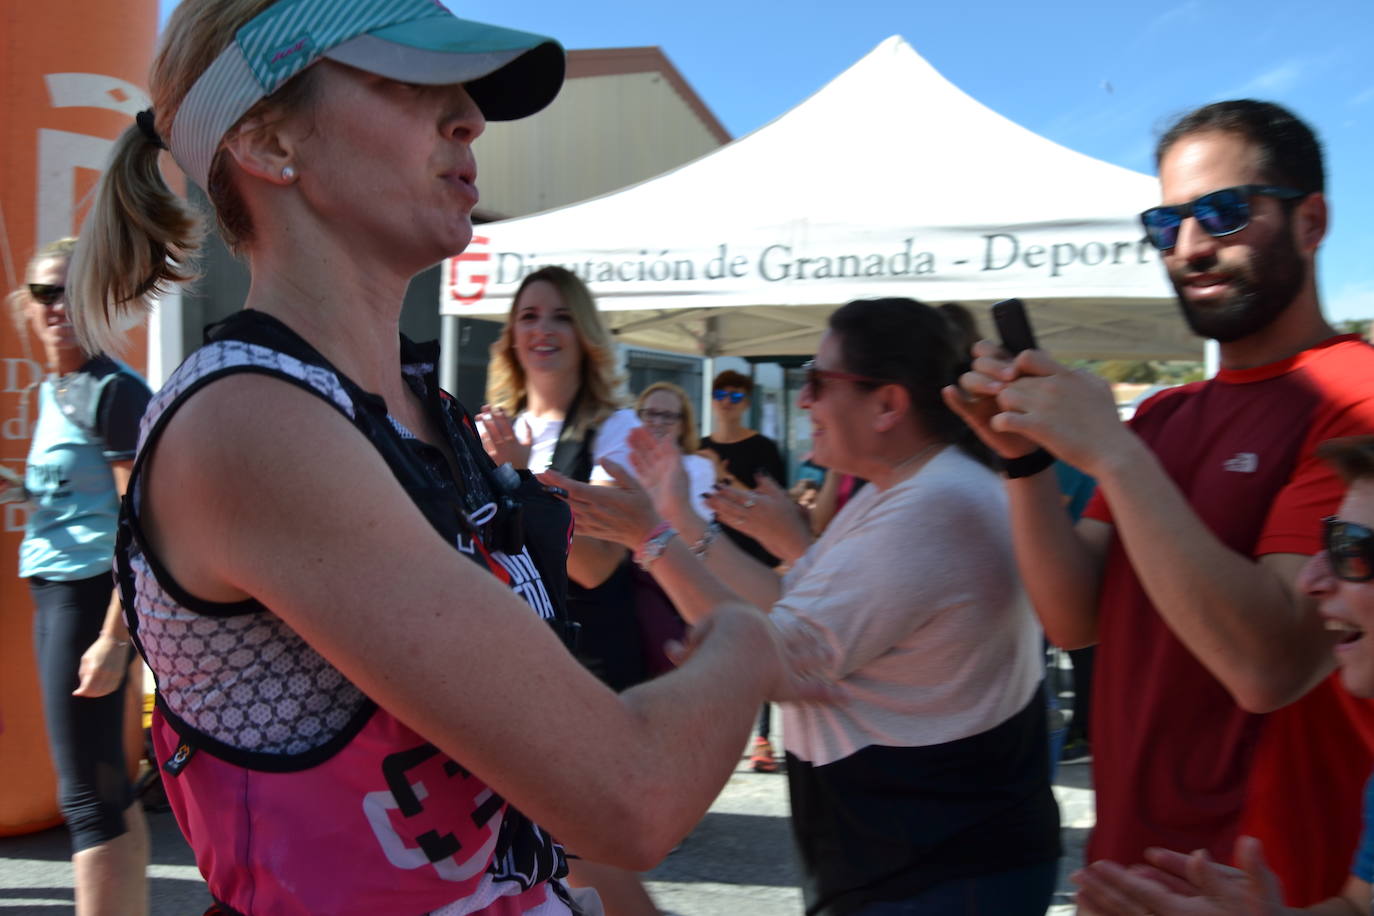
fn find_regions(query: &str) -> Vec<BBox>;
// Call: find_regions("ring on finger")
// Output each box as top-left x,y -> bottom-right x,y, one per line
743,496 -> 757,509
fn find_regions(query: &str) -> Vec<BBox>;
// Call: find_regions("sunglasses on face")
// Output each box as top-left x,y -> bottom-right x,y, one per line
1323,516 -> 1374,582
801,360 -> 892,399
27,284 -> 65,306
1139,184 -> 1308,251
713,389 -> 746,404
638,408 -> 682,425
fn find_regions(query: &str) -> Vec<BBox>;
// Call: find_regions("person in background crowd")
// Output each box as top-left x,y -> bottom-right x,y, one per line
1074,434 -> 1374,915
552,297 -> 1061,916
477,270 -> 676,915
2,237 -> 152,915
807,468 -> 866,536
634,382 -> 717,520
948,99 -> 1374,905
700,370 -> 788,772
1054,461 -> 1098,764
627,382 -> 716,689
66,1 -> 828,913
481,265 -> 647,692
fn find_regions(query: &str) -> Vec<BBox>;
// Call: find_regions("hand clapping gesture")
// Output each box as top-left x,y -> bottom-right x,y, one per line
705,474 -> 812,564
476,405 -> 533,470
1072,837 -> 1289,916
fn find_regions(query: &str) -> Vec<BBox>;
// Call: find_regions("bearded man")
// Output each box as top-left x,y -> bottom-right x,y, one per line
949,100 -> 1374,906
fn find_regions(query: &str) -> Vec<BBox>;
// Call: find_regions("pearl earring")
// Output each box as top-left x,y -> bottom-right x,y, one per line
281,165 -> 297,182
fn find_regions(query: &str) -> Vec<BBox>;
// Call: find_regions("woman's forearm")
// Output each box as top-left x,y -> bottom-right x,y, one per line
641,515 -> 782,614
567,535 -> 627,588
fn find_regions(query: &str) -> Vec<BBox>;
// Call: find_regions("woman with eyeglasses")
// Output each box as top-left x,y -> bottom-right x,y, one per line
63,2 -> 828,913
548,297 -> 1062,916
3,237 -> 152,914
634,382 -> 716,520
626,382 -> 714,683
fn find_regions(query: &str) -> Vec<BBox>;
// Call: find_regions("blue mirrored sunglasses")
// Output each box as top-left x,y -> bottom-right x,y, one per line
713,389 -> 746,404
1140,184 -> 1307,251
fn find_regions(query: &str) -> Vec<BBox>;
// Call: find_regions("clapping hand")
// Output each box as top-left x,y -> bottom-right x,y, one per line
476,405 -> 533,470
705,474 -> 812,563
624,426 -> 695,524
1072,837 -> 1287,916
539,459 -> 660,550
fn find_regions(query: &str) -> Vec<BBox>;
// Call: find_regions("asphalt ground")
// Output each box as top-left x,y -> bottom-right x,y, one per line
0,715 -> 1091,914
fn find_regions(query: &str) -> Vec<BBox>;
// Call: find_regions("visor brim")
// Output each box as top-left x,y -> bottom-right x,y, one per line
321,21 -> 564,121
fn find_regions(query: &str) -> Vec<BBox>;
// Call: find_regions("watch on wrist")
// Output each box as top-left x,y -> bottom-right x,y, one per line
634,522 -> 678,570
1001,448 -> 1055,479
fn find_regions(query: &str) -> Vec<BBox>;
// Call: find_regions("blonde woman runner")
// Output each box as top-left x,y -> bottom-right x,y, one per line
66,1 -> 830,913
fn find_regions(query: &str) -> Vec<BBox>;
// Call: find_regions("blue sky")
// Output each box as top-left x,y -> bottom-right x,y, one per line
161,0 -> 1374,322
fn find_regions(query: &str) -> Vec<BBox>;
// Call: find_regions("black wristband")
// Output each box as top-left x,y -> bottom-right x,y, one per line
1002,448 -> 1055,479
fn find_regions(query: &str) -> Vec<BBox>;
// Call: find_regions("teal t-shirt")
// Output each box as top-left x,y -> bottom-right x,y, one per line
19,358 -> 150,580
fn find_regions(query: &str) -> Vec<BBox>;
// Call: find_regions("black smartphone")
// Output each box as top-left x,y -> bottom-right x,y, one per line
991,298 -> 1037,354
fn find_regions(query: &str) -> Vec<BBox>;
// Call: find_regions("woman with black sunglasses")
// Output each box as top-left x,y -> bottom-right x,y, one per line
550,298 -> 1062,916
3,237 -> 151,914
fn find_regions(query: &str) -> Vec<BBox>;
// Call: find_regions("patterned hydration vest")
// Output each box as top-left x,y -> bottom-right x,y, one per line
115,311 -> 579,915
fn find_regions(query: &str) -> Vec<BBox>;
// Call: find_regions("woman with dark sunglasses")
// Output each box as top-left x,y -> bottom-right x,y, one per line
549,298 -> 1061,916
1074,435 -> 1374,915
700,370 -> 787,533
4,237 -> 152,914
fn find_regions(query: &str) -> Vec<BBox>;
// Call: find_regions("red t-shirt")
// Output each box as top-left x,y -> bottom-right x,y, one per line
1083,335 -> 1374,905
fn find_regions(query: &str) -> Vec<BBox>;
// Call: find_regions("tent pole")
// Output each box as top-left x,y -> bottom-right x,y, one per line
1204,339 -> 1219,379
146,284 -> 183,389
441,315 -> 460,395
701,355 -> 716,438
701,316 -> 719,438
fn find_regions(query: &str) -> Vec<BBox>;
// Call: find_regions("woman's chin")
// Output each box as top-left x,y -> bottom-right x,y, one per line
520,359 -> 574,381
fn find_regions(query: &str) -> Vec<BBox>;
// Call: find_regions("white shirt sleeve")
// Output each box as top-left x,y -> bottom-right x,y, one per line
683,454 -> 718,520
590,409 -> 640,482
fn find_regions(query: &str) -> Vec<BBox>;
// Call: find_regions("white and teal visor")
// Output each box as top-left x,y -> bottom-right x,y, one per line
169,0 -> 565,189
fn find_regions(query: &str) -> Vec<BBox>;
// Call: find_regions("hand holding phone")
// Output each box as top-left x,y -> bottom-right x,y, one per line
991,298 -> 1037,355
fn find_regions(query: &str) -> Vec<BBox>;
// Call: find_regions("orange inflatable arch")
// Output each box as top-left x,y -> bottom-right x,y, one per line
0,0 -> 158,836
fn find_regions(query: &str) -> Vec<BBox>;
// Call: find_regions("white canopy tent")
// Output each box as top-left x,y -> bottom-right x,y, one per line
441,36 -> 1198,362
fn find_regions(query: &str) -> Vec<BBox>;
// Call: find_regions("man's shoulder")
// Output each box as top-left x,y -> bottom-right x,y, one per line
1297,334 -> 1374,381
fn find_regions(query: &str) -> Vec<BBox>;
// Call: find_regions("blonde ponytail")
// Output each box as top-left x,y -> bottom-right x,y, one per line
67,0 -> 303,357
70,121 -> 202,355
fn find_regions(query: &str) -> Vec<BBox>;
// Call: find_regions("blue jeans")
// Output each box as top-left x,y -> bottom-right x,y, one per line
848,860 -> 1058,916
